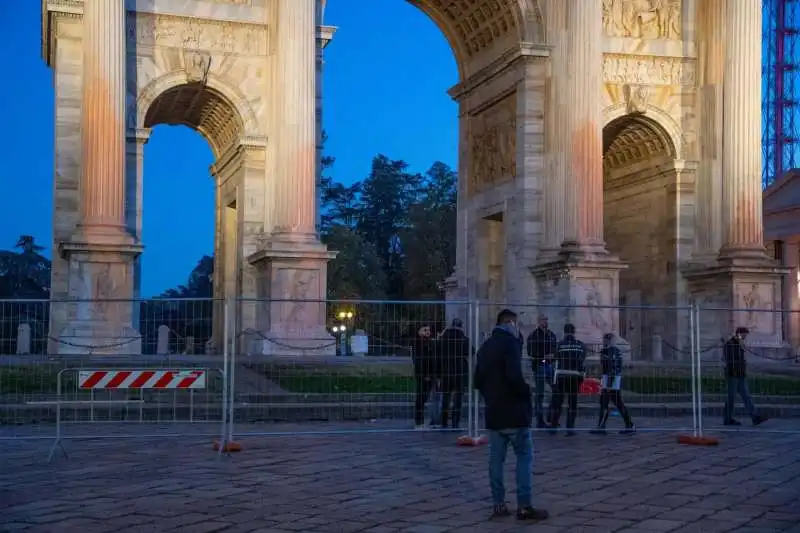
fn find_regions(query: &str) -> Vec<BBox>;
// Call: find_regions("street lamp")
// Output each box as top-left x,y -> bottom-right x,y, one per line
337,310 -> 354,320
332,324 -> 347,356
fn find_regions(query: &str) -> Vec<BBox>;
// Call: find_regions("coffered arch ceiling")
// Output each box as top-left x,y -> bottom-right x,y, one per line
406,0 -> 542,77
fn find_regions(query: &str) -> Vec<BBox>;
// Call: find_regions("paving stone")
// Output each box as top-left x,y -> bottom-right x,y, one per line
1,419 -> 798,533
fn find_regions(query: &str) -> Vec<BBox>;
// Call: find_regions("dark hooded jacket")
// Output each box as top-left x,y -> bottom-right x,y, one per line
474,325 -> 532,430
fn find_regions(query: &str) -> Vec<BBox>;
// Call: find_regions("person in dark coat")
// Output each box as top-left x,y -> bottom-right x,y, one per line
412,325 -> 436,429
475,309 -> 549,522
548,323 -> 586,436
723,327 -> 767,426
590,333 -> 635,434
526,314 -> 558,428
438,318 -> 470,428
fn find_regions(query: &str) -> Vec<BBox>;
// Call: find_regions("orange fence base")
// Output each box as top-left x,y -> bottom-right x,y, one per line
456,434 -> 488,446
676,434 -> 720,446
212,440 -> 243,453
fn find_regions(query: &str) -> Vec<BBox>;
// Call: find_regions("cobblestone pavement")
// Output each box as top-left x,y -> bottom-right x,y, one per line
2,418 -> 799,533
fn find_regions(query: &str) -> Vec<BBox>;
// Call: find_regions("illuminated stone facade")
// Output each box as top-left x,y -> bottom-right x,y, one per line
41,0 -> 785,356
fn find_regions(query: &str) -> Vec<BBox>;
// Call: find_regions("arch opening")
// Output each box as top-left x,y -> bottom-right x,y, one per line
144,82 -> 243,159
405,0 -> 534,78
602,114 -> 680,354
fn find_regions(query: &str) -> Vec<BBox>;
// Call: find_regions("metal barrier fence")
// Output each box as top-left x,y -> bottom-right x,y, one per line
1,298 -> 799,452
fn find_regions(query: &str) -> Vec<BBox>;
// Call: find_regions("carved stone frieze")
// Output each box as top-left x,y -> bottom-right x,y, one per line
603,0 -> 682,40
604,54 -> 695,87
468,94 -> 517,196
127,13 -> 268,56
423,0 -> 519,57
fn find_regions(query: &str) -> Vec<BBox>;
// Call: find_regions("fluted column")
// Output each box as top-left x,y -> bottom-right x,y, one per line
274,0 -> 317,237
541,2 -> 567,256
720,0 -> 764,254
79,0 -> 127,235
561,0 -> 605,252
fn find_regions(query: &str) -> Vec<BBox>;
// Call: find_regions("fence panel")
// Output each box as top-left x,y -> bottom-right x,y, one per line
0,298 -> 225,444
474,302 -> 696,433
696,306 -> 800,433
229,299 -> 474,436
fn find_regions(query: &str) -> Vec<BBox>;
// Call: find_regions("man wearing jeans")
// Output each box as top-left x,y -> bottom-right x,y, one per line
526,314 -> 558,428
723,327 -> 767,427
475,309 -> 549,522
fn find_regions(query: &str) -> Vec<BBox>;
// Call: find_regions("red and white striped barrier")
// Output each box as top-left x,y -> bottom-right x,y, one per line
78,370 -> 207,390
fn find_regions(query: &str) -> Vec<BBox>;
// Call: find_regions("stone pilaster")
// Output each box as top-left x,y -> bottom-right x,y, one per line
58,0 -> 142,355
250,0 -> 336,355
532,1 -> 625,345
125,128 -> 151,328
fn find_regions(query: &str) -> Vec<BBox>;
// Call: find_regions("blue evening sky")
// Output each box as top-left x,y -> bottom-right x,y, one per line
0,2 -> 457,296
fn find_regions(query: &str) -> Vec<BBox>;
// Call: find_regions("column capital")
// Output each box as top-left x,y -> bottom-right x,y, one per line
126,128 -> 152,144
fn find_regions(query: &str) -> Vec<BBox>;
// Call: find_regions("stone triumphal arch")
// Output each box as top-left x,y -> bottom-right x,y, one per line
42,0 -> 786,356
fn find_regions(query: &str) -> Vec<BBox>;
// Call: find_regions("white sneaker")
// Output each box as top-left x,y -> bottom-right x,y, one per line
429,424 -> 441,429
414,425 -> 428,431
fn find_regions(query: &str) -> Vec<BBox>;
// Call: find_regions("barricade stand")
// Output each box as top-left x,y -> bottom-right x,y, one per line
214,297 -> 242,453
677,305 -> 720,446
48,368 -> 227,463
457,301 -> 487,447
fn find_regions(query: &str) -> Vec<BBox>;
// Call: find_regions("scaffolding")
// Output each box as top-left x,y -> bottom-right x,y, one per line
763,0 -> 800,188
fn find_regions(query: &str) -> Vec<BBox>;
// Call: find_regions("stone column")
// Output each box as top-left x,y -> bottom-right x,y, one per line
78,0 -> 128,239
125,128 -> 150,328
719,0 -> 765,257
58,0 -> 142,354
252,0 -> 336,355
783,241 -> 800,349
273,0 -> 317,237
561,0 -> 605,253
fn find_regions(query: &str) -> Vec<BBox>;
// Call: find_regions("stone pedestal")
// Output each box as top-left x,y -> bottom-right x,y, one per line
685,257 -> 789,350
531,251 -> 627,346
247,238 -> 337,356
57,242 -> 142,355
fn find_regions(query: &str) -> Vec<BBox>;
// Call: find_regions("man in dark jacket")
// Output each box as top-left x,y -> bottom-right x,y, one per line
723,327 -> 767,426
548,323 -> 586,435
438,318 -> 470,428
526,314 -> 558,428
412,325 -> 436,429
475,309 -> 549,522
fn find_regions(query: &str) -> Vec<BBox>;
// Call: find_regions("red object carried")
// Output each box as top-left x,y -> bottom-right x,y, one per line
580,377 -> 602,395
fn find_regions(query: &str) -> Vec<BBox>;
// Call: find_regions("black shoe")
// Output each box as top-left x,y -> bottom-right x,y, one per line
490,503 -> 511,519
565,430 -> 577,437
547,428 -> 559,436
752,415 -> 768,426
516,506 -> 549,521
536,419 -> 548,429
723,419 -> 741,426
590,427 -> 607,435
619,426 -> 636,435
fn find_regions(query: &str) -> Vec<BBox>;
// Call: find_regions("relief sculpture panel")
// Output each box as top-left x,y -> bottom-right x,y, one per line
468,94 -> 517,197
603,0 -> 682,40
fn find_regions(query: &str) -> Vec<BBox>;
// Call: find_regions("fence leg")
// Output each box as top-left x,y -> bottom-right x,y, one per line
677,305 -> 719,446
227,298 -> 237,447
457,301 -> 486,447
215,298 -> 232,458
47,370 -> 68,463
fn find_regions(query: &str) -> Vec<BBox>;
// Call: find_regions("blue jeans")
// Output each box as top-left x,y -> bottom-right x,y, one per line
489,428 -> 533,507
724,376 -> 756,421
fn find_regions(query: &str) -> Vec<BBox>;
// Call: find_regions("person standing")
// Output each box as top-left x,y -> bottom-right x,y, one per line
475,309 -> 549,521
723,327 -> 767,427
548,323 -> 586,436
590,333 -> 635,434
412,325 -> 436,429
526,314 -> 558,428
438,318 -> 470,429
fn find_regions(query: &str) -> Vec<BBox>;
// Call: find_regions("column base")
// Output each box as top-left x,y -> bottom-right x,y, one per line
530,249 -> 628,346
57,321 -> 142,355
684,253 -> 790,352
53,236 -> 143,356
247,236 -> 338,356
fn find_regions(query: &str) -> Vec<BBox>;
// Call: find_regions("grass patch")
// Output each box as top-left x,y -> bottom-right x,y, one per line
260,364 -> 800,396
